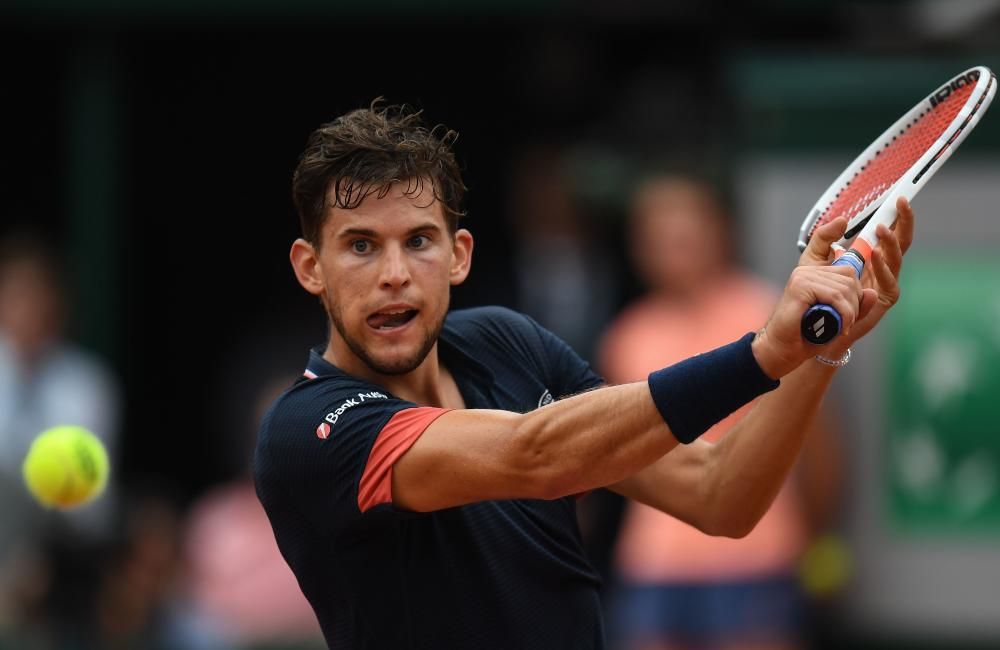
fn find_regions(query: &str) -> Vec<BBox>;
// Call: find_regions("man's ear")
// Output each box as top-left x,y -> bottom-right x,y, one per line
449,229 -> 473,286
290,238 -> 325,296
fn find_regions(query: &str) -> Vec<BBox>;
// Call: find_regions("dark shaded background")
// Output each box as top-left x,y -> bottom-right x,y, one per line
4,1 -> 1000,647
3,2 -> 821,497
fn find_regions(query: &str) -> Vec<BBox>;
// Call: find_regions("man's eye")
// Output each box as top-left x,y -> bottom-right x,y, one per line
408,235 -> 428,248
351,240 -> 370,253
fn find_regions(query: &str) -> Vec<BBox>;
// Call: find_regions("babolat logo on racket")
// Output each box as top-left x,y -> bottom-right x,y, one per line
930,70 -> 980,107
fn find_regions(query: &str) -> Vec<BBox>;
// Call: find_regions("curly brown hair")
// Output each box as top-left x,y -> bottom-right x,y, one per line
292,100 -> 467,246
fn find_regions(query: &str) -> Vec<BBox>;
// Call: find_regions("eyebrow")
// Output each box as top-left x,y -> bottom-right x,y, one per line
338,227 -> 378,238
336,223 -> 443,239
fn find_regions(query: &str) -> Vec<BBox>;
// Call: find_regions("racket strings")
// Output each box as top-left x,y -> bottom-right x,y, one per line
815,81 -> 976,229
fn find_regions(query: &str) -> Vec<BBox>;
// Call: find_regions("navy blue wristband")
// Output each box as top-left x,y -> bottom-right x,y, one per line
647,332 -> 780,444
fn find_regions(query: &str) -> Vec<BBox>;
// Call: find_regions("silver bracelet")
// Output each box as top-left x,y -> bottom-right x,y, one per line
814,348 -> 851,367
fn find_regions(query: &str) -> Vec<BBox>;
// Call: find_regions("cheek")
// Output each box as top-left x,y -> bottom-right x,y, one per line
404,249 -> 445,279
322,281 -> 353,321
331,284 -> 364,315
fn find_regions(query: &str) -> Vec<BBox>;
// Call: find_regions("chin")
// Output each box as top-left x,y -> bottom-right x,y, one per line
354,337 -> 436,376
370,358 -> 424,376
364,348 -> 429,375
330,304 -> 443,378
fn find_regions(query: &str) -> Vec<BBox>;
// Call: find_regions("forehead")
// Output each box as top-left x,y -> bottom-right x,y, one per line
0,257 -> 55,288
633,181 -> 724,228
323,179 -> 446,235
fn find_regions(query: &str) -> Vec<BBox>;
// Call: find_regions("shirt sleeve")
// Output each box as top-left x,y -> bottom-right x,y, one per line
523,315 -> 605,397
254,378 -> 447,538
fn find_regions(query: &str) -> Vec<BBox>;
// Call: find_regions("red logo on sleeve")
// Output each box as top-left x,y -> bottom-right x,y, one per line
316,422 -> 331,439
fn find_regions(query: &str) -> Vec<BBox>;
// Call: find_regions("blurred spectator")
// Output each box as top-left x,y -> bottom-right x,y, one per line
509,147 -> 618,361
182,375 -> 324,649
600,176 -> 842,650
0,233 -> 121,638
92,491 -> 223,650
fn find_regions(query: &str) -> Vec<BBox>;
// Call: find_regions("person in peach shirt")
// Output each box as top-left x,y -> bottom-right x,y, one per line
183,377 -> 323,648
601,176 -> 842,650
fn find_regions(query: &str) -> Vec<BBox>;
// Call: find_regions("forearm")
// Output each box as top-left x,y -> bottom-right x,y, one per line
395,382 -> 679,512
520,331 -> 781,499
702,355 -> 841,535
398,335 -> 787,511
515,382 -> 677,498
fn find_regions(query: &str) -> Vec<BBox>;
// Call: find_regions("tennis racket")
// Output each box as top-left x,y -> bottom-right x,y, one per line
797,65 -> 996,345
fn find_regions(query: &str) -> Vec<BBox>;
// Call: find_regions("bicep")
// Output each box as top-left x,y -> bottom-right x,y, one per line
391,408 -> 539,512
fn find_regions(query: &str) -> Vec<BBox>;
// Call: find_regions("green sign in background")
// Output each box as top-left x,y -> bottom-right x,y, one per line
887,256 -> 1000,534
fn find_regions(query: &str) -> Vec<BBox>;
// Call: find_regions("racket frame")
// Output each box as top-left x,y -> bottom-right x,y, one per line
798,65 -> 996,345
798,65 -> 996,254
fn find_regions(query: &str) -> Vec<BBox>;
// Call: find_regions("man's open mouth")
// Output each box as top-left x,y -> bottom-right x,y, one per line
367,308 -> 418,330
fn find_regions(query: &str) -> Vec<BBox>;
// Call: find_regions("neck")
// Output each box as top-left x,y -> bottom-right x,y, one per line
323,340 -> 461,409
659,266 -> 732,303
1,333 -> 50,373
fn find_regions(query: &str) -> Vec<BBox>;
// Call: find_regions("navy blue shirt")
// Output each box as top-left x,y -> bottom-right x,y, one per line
254,307 -> 607,649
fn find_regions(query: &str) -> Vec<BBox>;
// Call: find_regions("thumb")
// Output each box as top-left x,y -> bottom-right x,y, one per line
802,216 -> 848,265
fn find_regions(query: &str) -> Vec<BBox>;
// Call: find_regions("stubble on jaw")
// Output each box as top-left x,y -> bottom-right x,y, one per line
325,296 -> 445,376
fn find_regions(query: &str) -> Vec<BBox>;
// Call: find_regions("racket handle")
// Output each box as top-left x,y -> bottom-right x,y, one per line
800,251 -> 865,345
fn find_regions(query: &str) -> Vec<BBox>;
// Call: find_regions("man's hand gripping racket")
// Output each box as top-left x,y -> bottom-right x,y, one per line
797,65 -> 995,344
753,207 -> 911,380
800,198 -> 914,343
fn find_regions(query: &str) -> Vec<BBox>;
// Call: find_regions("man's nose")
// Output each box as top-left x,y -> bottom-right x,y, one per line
379,245 -> 411,289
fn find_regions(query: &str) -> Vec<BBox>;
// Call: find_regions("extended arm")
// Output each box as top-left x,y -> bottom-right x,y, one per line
392,381 -> 674,511
395,200 -> 911,515
392,210 -> 894,513
610,197 -> 914,536
609,357 -> 838,537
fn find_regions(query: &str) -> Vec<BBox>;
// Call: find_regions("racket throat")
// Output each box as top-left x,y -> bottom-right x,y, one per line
834,236 -> 874,278
833,249 -> 866,278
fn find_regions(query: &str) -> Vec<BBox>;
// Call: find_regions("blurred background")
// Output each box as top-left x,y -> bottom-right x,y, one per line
2,0 -> 999,648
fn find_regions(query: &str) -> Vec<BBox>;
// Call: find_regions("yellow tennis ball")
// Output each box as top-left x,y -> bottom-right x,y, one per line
22,425 -> 110,509
799,534 -> 853,597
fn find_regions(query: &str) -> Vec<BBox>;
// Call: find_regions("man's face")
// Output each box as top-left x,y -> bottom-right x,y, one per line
0,258 -> 62,358
294,181 -> 472,377
630,181 -> 728,295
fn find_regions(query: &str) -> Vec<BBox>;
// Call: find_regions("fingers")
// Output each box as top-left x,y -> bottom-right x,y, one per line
876,223 -> 903,277
870,246 -> 901,307
790,265 -> 864,332
794,199 -> 912,349
809,266 -> 864,301
802,217 -> 849,264
857,287 -> 879,321
893,196 -> 915,254
760,263 -> 866,375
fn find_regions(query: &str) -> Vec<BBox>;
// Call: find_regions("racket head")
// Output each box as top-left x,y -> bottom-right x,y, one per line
797,65 -> 996,252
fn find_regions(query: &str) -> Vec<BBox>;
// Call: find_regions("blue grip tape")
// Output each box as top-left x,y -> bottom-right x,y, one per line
832,250 -> 864,278
801,248 -> 865,344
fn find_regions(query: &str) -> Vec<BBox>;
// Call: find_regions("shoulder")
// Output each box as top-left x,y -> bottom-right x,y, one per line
445,305 -> 538,338
597,298 -> 668,381
728,271 -> 777,299
254,372 -> 414,502
258,373 -> 396,449
600,297 -> 668,349
46,344 -> 118,387
444,306 -> 552,357
447,304 -> 574,348
604,297 -> 663,332
37,345 -> 121,421
446,306 -> 603,396
253,373 -> 415,534
718,272 -> 778,321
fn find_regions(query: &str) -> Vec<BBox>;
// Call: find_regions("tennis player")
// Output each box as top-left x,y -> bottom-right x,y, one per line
254,102 -> 913,650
